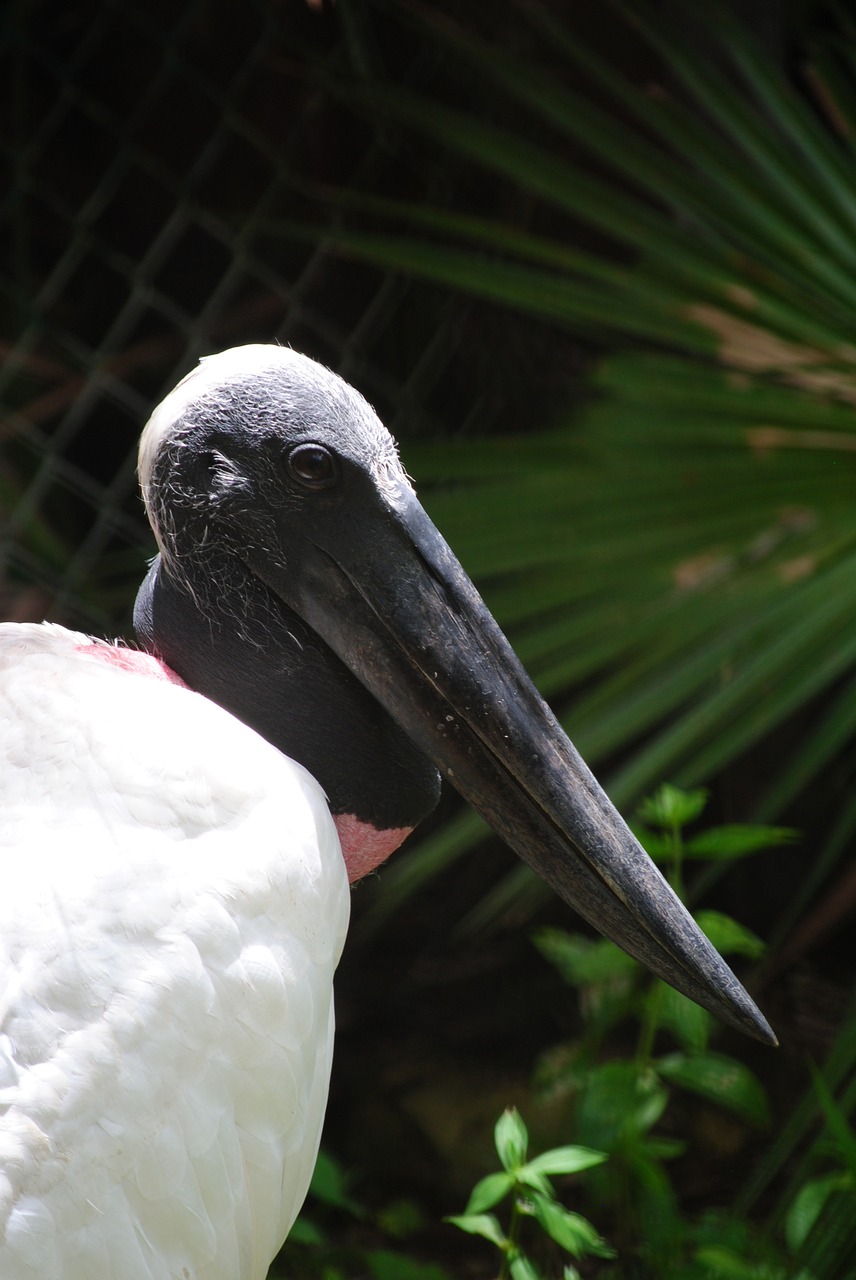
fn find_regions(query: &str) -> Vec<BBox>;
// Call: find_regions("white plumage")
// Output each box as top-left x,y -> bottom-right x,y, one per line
0,623 -> 348,1279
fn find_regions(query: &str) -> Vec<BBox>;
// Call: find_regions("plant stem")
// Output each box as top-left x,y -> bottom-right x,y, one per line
667,819 -> 685,901
636,816 -> 683,1067
498,1190 -> 524,1280
635,982 -> 663,1070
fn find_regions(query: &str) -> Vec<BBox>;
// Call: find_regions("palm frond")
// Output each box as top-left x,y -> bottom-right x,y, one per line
288,3 -> 856,938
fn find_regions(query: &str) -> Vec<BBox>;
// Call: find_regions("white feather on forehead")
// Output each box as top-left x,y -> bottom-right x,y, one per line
139,346 -> 326,500
138,345 -> 410,539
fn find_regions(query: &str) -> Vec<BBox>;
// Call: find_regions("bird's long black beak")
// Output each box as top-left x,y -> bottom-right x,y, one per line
251,485 -> 775,1046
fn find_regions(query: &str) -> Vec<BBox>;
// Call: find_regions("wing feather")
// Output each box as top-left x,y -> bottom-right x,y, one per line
0,624 -> 349,1280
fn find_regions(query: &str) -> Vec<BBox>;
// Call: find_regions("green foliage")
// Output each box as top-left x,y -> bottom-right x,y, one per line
276,1149 -> 450,1280
656,1052 -> 769,1127
297,0 -> 856,945
364,1251 -> 448,1280
637,783 -> 710,832
338,785 -> 782,1276
534,785 -> 778,1274
446,1107 -> 614,1279
304,1149 -> 364,1218
527,783 -> 856,1278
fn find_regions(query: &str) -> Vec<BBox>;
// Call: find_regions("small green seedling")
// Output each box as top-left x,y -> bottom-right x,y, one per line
532,784 -> 792,1271
446,1107 -> 614,1279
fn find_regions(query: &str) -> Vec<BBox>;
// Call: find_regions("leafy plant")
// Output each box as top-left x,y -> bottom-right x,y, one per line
534,784 -> 785,1273
528,782 -> 856,1278
446,1107 -> 614,1279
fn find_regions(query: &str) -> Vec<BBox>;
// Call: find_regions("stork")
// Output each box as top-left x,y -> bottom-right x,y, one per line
0,345 -> 774,1279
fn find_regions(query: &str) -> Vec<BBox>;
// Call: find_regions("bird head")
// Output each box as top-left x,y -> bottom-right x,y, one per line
135,344 -> 775,1045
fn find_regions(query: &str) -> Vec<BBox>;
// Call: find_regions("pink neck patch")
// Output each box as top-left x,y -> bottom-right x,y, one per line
333,813 -> 413,884
76,643 -> 188,687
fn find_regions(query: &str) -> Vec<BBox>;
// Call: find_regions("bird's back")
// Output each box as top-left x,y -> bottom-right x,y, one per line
0,623 -> 349,1279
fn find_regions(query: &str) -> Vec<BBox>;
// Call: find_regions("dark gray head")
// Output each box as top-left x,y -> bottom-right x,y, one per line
140,345 -> 405,573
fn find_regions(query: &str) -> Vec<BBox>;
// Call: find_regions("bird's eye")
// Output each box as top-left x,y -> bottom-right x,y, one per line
286,443 -> 338,490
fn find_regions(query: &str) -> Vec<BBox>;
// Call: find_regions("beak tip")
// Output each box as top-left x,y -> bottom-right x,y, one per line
715,972 -> 777,1046
742,1004 -> 778,1048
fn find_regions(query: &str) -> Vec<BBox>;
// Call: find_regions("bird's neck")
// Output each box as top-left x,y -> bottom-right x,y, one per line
133,554 -> 440,879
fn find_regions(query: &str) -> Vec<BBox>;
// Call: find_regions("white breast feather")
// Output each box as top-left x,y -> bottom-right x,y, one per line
0,623 -> 350,1280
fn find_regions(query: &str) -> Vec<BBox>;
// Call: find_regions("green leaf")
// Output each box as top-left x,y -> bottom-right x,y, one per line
632,830 -> 680,863
575,1063 -> 669,1148
307,1149 -> 363,1216
495,1108 -> 529,1171
283,1216 -> 325,1246
809,1062 -> 856,1179
657,1052 -> 770,1126
532,929 -> 638,988
444,1212 -> 507,1248
695,910 -> 766,960
637,783 -> 709,830
514,1168 -> 552,1197
464,1171 -> 514,1214
367,1250 -> 450,1280
684,825 -> 799,860
525,1145 -> 608,1177
693,1244 -> 780,1278
785,1171 -> 854,1251
508,1253 -> 543,1280
649,982 -> 714,1052
624,1145 -> 683,1243
528,1192 -> 615,1258
643,1136 -> 687,1161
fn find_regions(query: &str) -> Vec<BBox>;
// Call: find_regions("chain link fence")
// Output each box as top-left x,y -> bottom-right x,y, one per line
2,0 -> 557,634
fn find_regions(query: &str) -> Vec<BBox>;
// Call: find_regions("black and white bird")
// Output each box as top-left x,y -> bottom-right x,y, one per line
0,345 -> 774,1279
